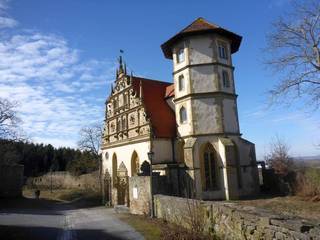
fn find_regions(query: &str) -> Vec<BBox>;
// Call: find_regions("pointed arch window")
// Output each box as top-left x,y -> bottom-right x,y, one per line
222,71 -> 230,88
131,151 -> 140,176
177,48 -> 185,63
112,153 -> 118,187
178,74 -> 185,91
202,144 -> 219,191
179,106 -> 187,124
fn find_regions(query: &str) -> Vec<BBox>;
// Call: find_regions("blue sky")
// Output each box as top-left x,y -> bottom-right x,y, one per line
0,0 -> 319,159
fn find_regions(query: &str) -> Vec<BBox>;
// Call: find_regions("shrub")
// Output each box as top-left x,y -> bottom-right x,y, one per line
295,168 -> 320,201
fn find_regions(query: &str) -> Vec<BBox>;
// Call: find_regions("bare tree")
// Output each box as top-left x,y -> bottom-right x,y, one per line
77,123 -> 104,199
0,98 -> 21,140
266,136 -> 293,177
265,0 -> 320,109
77,123 -> 103,157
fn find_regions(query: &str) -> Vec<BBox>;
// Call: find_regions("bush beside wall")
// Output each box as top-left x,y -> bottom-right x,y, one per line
27,171 -> 100,192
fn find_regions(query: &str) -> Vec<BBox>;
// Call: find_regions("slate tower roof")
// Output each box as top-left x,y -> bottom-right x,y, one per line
161,17 -> 242,59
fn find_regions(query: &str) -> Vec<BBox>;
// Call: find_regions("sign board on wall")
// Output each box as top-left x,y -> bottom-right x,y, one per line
133,187 -> 138,199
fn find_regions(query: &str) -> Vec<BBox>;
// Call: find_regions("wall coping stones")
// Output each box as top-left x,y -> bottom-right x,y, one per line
154,194 -> 320,240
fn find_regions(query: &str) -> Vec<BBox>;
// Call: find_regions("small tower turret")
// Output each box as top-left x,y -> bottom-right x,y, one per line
161,17 -> 242,138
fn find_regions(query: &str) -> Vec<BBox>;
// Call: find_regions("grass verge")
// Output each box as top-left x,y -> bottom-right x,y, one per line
118,213 -> 213,240
234,195 -> 320,222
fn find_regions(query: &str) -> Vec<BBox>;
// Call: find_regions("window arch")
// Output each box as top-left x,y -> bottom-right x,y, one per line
112,153 -> 117,186
178,74 -> 185,91
222,71 -> 230,88
131,151 -> 140,176
179,106 -> 187,124
200,143 -> 219,191
177,48 -> 185,63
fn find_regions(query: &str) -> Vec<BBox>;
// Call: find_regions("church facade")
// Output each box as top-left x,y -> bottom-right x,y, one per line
101,18 -> 259,205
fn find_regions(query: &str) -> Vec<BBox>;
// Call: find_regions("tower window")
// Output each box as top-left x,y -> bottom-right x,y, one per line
179,106 -> 187,124
178,75 -> 185,91
222,71 -> 230,88
218,44 -> 228,60
177,48 -> 185,63
203,144 -> 219,191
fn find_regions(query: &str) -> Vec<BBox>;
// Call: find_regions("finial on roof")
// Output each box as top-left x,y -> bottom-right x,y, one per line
118,55 -> 124,75
111,83 -> 114,93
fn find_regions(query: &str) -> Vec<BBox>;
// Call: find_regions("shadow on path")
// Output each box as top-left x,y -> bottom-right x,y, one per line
0,225 -> 129,240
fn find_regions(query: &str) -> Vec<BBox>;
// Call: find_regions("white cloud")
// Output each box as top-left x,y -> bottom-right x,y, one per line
0,1 -> 115,148
0,16 -> 17,28
0,0 -> 17,28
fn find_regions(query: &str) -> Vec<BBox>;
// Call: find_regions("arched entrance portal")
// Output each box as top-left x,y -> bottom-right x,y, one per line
131,151 -> 140,176
117,162 -> 129,205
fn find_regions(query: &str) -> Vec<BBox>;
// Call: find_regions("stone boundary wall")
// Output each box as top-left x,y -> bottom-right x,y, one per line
0,164 -> 24,198
28,171 -> 100,191
129,176 -> 151,215
129,176 -> 171,215
154,194 -> 320,240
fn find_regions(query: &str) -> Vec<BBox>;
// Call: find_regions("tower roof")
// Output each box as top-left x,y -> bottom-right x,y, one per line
161,17 -> 242,59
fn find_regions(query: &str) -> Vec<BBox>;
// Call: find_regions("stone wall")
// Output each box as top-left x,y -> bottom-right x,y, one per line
129,176 -> 170,215
129,176 -> 150,215
28,171 -> 100,191
154,194 -> 320,240
0,164 -> 24,198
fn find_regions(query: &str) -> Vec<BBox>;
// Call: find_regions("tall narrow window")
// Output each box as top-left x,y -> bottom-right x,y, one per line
179,106 -> 187,124
118,119 -> 122,131
112,154 -> 117,187
218,44 -> 228,60
178,75 -> 185,91
131,151 -> 140,176
203,144 -> 218,191
122,117 -> 126,130
177,48 -> 185,63
222,71 -> 230,88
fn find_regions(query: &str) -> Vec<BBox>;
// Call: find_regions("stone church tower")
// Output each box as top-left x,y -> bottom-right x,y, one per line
161,17 -> 259,200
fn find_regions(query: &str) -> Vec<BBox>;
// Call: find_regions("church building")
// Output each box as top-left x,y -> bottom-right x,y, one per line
101,18 -> 259,206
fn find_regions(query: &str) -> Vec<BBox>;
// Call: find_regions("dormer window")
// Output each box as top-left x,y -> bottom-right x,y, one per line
222,71 -> 230,88
177,48 -> 185,63
179,106 -> 187,124
218,43 -> 228,60
178,75 -> 185,91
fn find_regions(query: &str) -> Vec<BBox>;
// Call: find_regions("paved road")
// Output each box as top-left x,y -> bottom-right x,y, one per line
0,198 -> 143,240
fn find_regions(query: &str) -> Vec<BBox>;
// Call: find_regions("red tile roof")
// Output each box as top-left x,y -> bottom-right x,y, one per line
165,84 -> 175,98
161,17 -> 242,59
131,76 -> 176,138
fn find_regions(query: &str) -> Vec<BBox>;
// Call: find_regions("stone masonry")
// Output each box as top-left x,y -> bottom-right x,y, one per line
154,194 -> 320,240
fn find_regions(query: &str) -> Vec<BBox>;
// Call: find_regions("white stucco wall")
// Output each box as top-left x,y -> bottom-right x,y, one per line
223,99 -> 239,133
192,98 -> 222,134
175,100 -> 193,137
102,139 -> 173,177
174,68 -> 190,99
102,141 -> 151,178
190,65 -> 219,93
189,36 -> 214,64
